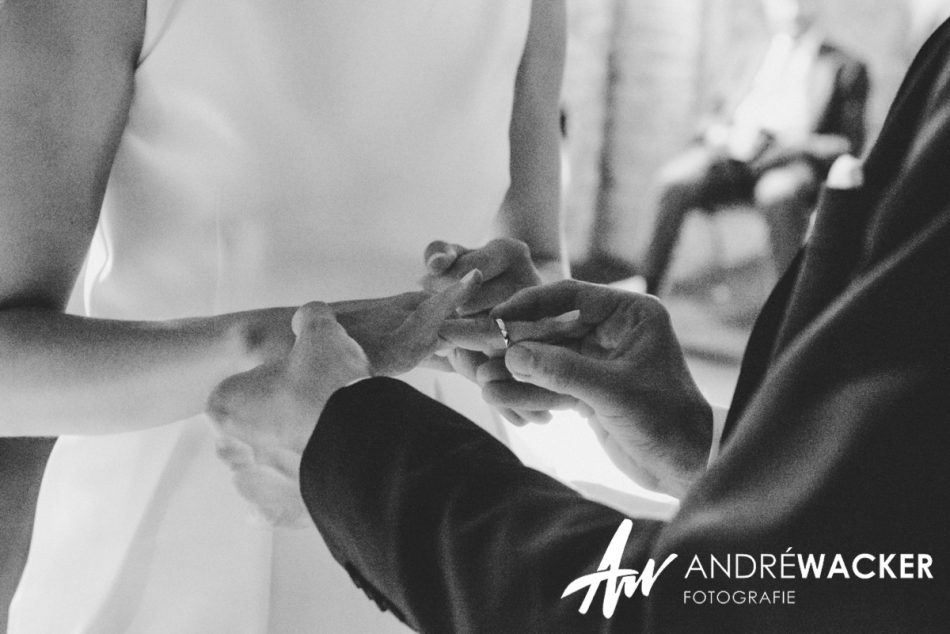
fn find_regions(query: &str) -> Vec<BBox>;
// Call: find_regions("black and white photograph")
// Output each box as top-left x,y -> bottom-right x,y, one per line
1,0 -> 949,631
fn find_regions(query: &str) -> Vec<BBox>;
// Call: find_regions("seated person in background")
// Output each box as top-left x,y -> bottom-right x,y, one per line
207,16 -> 950,630
641,0 -> 869,294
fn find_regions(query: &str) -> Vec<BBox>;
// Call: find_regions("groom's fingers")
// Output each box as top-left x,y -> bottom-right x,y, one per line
492,279 -> 625,327
481,378 -> 578,411
291,301 -> 363,365
289,301 -> 370,389
444,348 -> 488,383
207,367 -> 264,427
214,434 -> 255,469
439,314 -> 591,358
291,301 -> 336,339
491,279 -> 585,321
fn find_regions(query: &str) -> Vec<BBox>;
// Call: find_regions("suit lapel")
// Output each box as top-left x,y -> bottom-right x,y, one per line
723,254 -> 801,439
770,185 -> 870,357
724,185 -> 871,440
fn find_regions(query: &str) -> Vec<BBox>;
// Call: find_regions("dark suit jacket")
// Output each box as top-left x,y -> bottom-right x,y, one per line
300,23 -> 950,633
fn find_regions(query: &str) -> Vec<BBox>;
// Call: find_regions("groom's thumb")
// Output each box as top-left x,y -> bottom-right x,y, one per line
291,302 -> 336,339
505,342 -> 608,403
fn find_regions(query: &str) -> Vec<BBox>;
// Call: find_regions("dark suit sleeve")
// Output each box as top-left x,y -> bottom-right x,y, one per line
300,343 -> 950,632
300,377 -> 666,633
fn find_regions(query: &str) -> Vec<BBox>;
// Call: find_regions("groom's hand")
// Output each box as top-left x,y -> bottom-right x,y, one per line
490,281 -> 713,496
207,302 -> 369,527
207,274 -> 482,526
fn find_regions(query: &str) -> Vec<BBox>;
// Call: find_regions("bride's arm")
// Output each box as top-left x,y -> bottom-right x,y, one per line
0,309 -> 295,436
495,0 -> 568,282
0,0 -> 295,436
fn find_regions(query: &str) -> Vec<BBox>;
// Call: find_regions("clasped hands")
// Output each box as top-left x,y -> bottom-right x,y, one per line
208,238 -> 712,526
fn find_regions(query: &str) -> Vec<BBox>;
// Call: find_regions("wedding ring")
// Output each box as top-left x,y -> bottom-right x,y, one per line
494,317 -> 511,348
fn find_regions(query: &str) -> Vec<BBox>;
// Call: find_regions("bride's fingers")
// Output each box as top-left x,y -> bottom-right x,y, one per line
439,316 -> 503,352
422,238 -> 530,296
401,269 -> 482,338
375,271 -> 482,375
424,240 -> 466,275
440,314 -> 588,353
454,238 -> 533,282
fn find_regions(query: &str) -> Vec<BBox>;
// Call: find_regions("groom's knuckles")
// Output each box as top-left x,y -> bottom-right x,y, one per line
291,301 -> 334,337
493,279 -> 580,321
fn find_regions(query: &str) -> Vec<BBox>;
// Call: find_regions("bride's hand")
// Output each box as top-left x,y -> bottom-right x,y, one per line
333,270 -> 482,376
207,302 -> 370,527
421,238 -> 542,316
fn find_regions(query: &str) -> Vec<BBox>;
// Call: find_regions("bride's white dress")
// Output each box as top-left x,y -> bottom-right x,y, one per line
9,1 -> 534,632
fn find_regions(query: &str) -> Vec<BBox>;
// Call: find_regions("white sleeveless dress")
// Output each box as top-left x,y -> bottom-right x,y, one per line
10,1 -> 532,632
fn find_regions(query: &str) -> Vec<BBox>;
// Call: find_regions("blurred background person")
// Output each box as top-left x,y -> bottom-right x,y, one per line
638,0 -> 869,295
